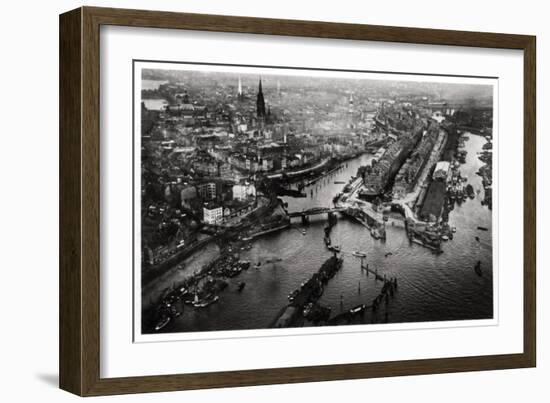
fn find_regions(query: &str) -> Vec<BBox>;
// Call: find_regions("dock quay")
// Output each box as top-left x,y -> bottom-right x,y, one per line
270,256 -> 343,328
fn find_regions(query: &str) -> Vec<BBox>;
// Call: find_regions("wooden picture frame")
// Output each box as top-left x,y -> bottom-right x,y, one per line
59,6 -> 536,396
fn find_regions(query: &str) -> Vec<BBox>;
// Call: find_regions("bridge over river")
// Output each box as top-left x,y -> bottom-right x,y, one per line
286,206 -> 347,218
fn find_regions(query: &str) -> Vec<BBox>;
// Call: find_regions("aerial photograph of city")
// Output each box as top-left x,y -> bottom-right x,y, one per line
137,63 -> 495,336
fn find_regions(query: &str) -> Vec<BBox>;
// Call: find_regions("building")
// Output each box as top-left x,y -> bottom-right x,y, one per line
218,162 -> 233,181
203,203 -> 223,224
196,182 -> 217,201
232,183 -> 256,201
261,158 -> 274,171
193,157 -> 218,176
433,161 -> 451,181
393,129 -> 439,198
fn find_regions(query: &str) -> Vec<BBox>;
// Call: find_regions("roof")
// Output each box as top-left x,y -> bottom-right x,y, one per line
204,203 -> 222,211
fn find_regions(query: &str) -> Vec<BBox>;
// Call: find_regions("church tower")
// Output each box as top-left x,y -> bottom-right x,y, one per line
256,78 -> 266,118
237,76 -> 243,101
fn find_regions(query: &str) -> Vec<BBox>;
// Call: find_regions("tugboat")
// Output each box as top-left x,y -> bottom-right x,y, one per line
474,260 -> 482,276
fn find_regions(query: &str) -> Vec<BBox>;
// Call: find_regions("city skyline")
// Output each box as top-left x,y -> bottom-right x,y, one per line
137,62 -> 494,337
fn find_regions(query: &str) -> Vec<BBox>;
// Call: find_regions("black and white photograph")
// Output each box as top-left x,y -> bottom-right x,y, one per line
136,62 -> 495,336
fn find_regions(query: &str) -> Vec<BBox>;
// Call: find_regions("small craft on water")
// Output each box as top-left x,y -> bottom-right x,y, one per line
352,251 -> 367,258
193,294 -> 219,308
474,260 -> 482,277
154,316 -> 171,331
477,226 -> 489,231
349,304 -> 366,315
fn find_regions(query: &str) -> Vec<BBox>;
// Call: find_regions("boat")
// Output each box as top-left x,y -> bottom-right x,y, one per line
475,236 -> 480,242
328,245 -> 341,253
474,260 -> 482,276
352,251 -> 367,258
301,229 -> 307,235
477,226 -> 489,231
384,252 -> 393,258
466,184 -> 475,199
193,294 -> 219,308
441,235 -> 449,241
349,304 -> 366,315
452,227 -> 457,233
154,316 -> 171,331
237,282 -> 246,292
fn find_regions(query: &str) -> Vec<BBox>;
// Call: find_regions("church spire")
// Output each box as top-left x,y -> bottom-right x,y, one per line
256,77 -> 266,118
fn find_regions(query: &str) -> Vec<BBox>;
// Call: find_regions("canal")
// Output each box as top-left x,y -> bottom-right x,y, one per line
146,134 -> 493,334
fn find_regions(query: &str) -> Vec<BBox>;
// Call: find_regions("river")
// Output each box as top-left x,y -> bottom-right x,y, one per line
146,134 -> 493,333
